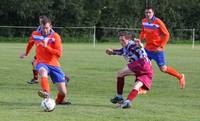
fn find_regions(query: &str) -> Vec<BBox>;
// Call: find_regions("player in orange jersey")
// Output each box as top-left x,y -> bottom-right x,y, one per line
27,15 -> 48,84
139,6 -> 185,91
28,16 -> 70,84
20,16 -> 71,105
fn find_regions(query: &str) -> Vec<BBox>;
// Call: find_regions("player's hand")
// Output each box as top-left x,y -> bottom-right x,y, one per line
134,38 -> 144,48
43,38 -> 49,48
156,46 -> 164,52
19,53 -> 27,59
134,38 -> 141,43
106,48 -> 113,55
37,42 -> 46,48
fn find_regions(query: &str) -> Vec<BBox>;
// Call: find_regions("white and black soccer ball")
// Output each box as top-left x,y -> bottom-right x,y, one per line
41,98 -> 56,112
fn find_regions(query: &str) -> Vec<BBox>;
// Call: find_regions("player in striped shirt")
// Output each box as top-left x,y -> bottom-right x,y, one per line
139,6 -> 185,91
106,31 -> 153,109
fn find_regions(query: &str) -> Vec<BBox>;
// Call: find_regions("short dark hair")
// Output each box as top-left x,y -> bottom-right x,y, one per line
39,15 -> 48,20
118,31 -> 134,39
40,16 -> 51,25
145,6 -> 154,11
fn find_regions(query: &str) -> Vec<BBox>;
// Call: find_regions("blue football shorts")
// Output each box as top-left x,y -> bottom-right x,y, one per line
145,49 -> 166,67
36,63 -> 65,83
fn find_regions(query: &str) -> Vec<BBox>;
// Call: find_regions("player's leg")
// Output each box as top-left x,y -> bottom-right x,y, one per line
154,51 -> 185,90
111,66 -> 135,104
120,59 -> 153,109
55,82 -> 66,103
27,56 -> 39,84
137,49 -> 153,94
49,66 -> 71,105
146,49 -> 185,90
160,65 -> 185,90
37,64 -> 50,98
120,81 -> 143,108
55,82 -> 71,105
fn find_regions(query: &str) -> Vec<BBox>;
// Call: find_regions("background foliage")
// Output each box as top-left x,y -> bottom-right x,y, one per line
0,0 -> 199,29
0,0 -> 199,42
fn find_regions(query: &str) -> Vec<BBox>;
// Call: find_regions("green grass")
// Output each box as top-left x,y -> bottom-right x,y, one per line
0,43 -> 200,121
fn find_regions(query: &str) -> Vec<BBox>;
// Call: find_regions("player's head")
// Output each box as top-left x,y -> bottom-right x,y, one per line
40,17 -> 52,36
145,6 -> 154,20
39,15 -> 48,25
118,31 -> 133,47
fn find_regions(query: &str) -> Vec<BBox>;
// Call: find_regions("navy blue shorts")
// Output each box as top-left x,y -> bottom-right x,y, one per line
36,63 -> 65,83
145,49 -> 166,67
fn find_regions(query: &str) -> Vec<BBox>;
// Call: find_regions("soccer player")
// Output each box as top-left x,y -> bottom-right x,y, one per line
106,31 -> 153,109
139,6 -> 185,91
20,16 -> 71,105
27,15 -> 49,84
27,16 -> 69,84
27,56 -> 39,84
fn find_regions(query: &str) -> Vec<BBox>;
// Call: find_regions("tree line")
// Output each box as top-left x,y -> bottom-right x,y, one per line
0,0 -> 199,28
0,0 -> 199,41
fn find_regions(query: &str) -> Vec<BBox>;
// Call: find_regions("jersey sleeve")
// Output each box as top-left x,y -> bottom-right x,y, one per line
158,19 -> 170,48
45,33 -> 62,57
113,48 -> 123,55
139,20 -> 145,41
25,33 -> 35,56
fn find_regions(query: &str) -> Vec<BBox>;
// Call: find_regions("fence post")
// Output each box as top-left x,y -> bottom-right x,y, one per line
192,28 -> 195,49
93,26 -> 96,48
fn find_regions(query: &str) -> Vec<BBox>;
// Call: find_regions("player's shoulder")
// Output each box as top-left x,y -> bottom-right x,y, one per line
52,32 -> 59,36
155,17 -> 164,24
142,18 -> 147,22
32,31 -> 40,35
53,32 -> 62,40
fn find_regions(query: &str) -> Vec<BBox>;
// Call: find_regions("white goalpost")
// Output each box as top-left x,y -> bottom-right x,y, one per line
175,28 -> 196,49
192,28 -> 195,49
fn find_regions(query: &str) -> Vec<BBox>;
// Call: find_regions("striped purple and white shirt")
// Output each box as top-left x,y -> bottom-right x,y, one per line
113,40 -> 150,63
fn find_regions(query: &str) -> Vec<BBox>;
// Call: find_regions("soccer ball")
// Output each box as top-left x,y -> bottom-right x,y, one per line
41,98 -> 56,112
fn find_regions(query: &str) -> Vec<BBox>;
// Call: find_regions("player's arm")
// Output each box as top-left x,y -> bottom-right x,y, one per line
159,20 -> 170,49
139,21 -> 145,41
20,35 -> 35,59
45,34 -> 62,57
106,48 -> 123,56
113,48 -> 123,55
25,36 -> 35,56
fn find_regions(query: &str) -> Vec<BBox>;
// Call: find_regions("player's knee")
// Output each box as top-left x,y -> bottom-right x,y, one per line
160,66 -> 167,72
117,70 -> 124,77
133,81 -> 143,90
39,68 -> 48,76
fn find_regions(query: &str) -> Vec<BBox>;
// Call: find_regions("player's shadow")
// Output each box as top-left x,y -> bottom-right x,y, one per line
0,101 -> 38,108
70,103 -> 114,109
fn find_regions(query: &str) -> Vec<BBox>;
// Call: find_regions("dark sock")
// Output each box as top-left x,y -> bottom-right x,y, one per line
33,70 -> 38,80
117,77 -> 125,95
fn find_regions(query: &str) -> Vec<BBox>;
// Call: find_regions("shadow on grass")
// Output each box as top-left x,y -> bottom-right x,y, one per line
0,100 -> 115,109
0,83 -> 39,91
0,101 -> 38,108
68,103 -> 115,109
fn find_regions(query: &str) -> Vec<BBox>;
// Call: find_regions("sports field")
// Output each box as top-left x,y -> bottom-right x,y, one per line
0,43 -> 200,121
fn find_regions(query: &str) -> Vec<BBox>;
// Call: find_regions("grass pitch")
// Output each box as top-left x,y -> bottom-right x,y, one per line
0,43 -> 200,121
